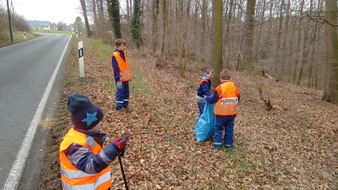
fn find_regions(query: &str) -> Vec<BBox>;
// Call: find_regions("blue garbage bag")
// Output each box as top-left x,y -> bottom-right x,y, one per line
194,103 -> 216,142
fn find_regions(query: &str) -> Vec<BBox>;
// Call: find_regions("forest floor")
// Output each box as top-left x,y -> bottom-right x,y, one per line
36,37 -> 337,190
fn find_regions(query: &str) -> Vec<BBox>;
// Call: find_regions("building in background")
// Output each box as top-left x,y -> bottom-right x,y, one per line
27,20 -> 50,31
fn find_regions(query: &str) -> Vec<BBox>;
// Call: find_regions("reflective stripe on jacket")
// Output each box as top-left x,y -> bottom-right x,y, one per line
214,82 -> 240,116
60,128 -> 112,190
111,51 -> 132,82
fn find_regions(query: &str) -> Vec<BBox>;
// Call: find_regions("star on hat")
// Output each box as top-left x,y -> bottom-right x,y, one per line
82,112 -> 98,126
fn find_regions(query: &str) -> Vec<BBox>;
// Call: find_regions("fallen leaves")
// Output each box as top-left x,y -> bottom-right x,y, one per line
37,37 -> 338,189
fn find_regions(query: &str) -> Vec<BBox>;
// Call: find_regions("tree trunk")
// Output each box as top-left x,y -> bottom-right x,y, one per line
201,0 -> 206,56
151,0 -> 159,52
108,0 -> 122,39
92,0 -> 98,37
161,0 -> 167,57
275,0 -> 284,76
244,0 -> 256,71
211,0 -> 223,86
79,0 -> 91,36
280,0 -> 290,80
292,0 -> 304,83
131,0 -> 143,48
325,0 -> 338,103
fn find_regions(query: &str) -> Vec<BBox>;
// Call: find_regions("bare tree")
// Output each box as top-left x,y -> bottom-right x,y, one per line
211,0 -> 223,86
79,0 -> 91,36
325,0 -> 338,103
151,0 -> 159,52
160,0 -> 167,57
244,0 -> 256,70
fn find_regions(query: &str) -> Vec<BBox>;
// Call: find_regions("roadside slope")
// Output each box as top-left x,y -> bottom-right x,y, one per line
37,37 -> 337,189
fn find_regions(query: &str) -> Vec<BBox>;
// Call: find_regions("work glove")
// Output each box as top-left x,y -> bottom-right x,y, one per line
113,138 -> 127,156
116,81 -> 123,89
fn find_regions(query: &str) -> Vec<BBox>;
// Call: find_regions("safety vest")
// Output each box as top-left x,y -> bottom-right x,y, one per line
111,51 -> 132,82
214,81 -> 240,116
60,128 -> 112,190
199,79 -> 208,85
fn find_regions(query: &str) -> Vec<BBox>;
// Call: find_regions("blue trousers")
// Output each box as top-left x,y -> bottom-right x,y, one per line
116,81 -> 129,110
197,102 -> 206,119
214,115 -> 236,149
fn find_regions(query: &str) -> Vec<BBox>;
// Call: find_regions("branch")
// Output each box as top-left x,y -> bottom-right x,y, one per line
305,13 -> 338,27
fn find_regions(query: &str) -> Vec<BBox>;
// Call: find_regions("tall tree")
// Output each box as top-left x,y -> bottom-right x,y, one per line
151,0 -> 159,52
161,0 -> 167,57
325,0 -> 338,103
200,0 -> 207,56
131,0 -> 143,48
79,0 -> 91,36
92,0 -> 98,37
244,0 -> 256,70
108,0 -> 122,39
211,0 -> 223,86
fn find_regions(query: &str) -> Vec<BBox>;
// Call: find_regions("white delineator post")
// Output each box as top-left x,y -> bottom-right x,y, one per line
78,41 -> 85,78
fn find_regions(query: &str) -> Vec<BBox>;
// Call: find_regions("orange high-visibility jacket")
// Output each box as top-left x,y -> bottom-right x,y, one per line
214,81 -> 240,116
60,128 -> 112,190
111,51 -> 132,82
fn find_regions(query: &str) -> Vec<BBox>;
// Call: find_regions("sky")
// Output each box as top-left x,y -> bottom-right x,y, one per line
12,0 -> 83,25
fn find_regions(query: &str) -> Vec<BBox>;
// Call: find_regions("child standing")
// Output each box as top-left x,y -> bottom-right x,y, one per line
205,69 -> 240,149
60,94 -> 127,189
196,68 -> 214,118
111,39 -> 132,112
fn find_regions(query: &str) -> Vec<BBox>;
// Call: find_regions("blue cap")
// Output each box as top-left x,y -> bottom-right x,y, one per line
67,94 -> 103,130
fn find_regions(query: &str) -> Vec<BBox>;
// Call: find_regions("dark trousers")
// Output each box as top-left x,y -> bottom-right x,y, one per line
116,81 -> 129,110
214,115 -> 236,148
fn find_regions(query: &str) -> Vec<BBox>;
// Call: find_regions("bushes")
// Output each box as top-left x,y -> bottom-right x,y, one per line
0,12 -> 30,45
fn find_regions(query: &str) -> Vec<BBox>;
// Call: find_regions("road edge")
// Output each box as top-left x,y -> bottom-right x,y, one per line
3,35 -> 73,190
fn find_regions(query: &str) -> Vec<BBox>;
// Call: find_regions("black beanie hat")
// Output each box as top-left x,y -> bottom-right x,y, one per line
67,94 -> 103,130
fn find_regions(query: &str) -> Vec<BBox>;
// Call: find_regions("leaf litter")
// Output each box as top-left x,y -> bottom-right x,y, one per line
37,38 -> 337,190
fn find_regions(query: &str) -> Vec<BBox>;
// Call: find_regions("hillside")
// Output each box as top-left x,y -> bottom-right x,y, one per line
37,37 -> 337,189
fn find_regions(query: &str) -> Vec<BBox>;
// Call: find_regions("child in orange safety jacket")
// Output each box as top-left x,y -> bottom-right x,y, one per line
205,69 -> 240,149
111,39 -> 132,112
60,94 -> 127,189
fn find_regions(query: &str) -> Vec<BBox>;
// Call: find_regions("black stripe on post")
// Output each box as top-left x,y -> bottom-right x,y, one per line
78,48 -> 84,58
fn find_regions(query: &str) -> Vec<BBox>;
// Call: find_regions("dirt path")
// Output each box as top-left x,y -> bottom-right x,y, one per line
37,38 -> 337,189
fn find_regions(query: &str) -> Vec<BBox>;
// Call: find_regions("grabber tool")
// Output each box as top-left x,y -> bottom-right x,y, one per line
118,137 -> 129,190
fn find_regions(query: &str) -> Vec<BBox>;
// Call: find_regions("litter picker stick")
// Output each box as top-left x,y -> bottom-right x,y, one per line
118,155 -> 129,190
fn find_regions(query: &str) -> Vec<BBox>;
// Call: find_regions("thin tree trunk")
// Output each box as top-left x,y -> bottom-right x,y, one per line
255,0 -> 266,60
275,0 -> 284,76
201,0 -> 206,56
292,0 -> 305,83
93,0 -> 98,37
152,0 -> 159,52
161,0 -> 167,57
193,0 -> 199,53
79,0 -> 91,36
280,0 -> 290,80
244,0 -> 256,71
211,0 -> 223,86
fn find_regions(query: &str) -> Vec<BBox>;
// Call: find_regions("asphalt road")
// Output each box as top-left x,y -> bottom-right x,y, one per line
0,33 -> 72,189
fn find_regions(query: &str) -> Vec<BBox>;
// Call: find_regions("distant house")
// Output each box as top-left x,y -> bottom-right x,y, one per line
27,20 -> 50,30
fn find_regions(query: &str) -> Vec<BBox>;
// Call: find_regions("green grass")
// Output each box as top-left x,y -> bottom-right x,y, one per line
130,70 -> 152,94
89,39 -> 113,59
0,31 -> 39,46
104,79 -> 116,92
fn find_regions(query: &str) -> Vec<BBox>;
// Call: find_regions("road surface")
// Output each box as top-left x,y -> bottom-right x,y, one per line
0,33 -> 72,189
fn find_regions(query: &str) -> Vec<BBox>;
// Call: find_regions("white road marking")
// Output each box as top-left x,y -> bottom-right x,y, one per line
3,35 -> 72,190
